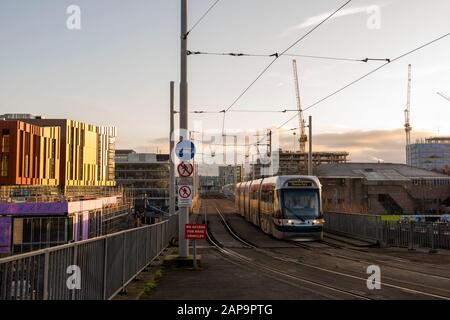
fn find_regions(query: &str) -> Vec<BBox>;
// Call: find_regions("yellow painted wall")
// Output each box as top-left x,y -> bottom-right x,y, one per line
39,126 -> 60,186
64,120 -> 116,186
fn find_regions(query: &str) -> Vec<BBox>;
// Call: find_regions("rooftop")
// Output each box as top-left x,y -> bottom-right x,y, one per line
315,163 -> 450,181
115,153 -> 169,164
413,137 -> 450,144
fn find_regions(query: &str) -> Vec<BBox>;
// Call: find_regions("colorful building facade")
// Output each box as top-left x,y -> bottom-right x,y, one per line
20,119 -> 116,187
0,121 -> 60,186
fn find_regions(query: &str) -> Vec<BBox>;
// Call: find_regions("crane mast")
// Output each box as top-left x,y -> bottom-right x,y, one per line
437,92 -> 450,102
292,59 -> 307,153
404,64 -> 412,165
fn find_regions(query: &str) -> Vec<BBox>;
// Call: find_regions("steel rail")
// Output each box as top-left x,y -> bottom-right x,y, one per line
212,200 -> 450,300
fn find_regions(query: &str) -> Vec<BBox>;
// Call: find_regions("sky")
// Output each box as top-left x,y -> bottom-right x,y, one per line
1,0 -> 449,165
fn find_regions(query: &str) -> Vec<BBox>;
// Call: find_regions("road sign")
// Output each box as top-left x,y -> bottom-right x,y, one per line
178,162 -> 194,177
175,140 -> 196,161
185,224 -> 206,240
178,185 -> 193,207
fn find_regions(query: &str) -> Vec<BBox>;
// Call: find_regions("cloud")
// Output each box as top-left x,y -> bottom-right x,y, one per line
280,3 -> 389,37
279,128 -> 434,163
118,128 -> 436,166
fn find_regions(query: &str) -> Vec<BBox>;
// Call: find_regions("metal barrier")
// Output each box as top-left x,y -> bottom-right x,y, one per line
0,214 -> 178,300
383,221 -> 450,250
324,212 -> 450,250
323,212 -> 382,242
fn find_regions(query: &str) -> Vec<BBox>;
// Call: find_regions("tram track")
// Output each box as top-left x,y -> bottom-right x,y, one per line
202,211 -> 371,300
213,198 -> 450,281
208,199 -> 450,300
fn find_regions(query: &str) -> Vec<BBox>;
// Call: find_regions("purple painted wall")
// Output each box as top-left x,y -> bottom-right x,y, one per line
0,202 -> 68,216
0,217 -> 12,254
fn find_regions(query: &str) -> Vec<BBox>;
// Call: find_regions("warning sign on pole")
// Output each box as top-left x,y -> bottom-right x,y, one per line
177,162 -> 194,177
178,185 -> 193,207
185,224 -> 206,240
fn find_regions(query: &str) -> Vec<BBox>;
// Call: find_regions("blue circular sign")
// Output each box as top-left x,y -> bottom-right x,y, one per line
175,140 -> 196,161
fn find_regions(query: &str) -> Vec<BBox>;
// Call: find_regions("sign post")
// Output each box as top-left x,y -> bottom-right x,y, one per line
185,223 -> 206,268
175,140 -> 196,258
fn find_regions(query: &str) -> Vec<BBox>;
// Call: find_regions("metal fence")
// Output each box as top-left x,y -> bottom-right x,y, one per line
0,214 -> 178,300
324,212 -> 450,250
323,212 -> 383,241
383,221 -> 450,250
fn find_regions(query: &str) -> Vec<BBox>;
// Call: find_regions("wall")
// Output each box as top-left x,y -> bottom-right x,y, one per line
0,121 -> 60,186
24,119 -> 116,187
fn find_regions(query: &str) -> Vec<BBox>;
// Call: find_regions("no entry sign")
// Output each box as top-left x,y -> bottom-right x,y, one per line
185,224 -> 206,240
177,162 -> 194,177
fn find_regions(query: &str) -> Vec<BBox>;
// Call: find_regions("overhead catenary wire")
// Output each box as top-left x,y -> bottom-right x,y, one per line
221,0 -> 353,133
187,109 -> 299,114
184,0 -> 222,39
188,50 -> 390,63
277,32 -> 450,129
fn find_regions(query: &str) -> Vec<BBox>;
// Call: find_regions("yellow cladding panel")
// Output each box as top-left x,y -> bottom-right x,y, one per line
38,126 -> 61,186
63,120 -> 116,186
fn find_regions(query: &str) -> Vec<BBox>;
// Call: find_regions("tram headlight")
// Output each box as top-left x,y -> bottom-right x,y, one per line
312,219 -> 324,225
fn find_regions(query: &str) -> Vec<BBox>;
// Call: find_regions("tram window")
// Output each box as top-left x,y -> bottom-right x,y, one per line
282,189 -> 319,219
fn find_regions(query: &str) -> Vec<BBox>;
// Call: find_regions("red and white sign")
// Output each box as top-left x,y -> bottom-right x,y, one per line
178,185 -> 193,207
185,224 -> 206,240
177,162 -> 194,177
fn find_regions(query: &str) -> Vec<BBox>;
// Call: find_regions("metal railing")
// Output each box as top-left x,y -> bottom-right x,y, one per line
0,214 -> 178,300
383,221 -> 450,250
0,186 -> 131,203
323,212 -> 383,242
324,212 -> 450,250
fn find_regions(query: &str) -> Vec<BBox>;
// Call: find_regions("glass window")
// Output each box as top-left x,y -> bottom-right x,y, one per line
41,218 -> 49,245
58,218 -> 66,242
49,218 -> 59,242
32,219 -> 41,244
0,155 -> 8,177
281,189 -> 320,220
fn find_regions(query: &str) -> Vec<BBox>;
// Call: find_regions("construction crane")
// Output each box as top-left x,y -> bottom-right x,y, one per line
292,59 -> 307,153
437,92 -> 450,102
404,64 -> 412,165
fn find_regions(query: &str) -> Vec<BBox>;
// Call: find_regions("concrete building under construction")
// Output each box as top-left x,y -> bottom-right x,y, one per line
408,137 -> 450,175
250,149 -> 349,179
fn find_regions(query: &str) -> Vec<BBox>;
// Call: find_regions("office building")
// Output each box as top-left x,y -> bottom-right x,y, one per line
115,151 -> 170,212
12,117 -> 116,186
0,120 -> 60,186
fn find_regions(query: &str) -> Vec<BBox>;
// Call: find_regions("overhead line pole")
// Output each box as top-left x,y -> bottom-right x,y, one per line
169,82 -> 175,217
308,116 -> 313,176
179,0 -> 189,258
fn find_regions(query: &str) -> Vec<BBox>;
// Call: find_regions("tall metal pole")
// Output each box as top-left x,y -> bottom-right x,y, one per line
169,82 -> 175,216
179,0 -> 189,257
308,116 -> 313,175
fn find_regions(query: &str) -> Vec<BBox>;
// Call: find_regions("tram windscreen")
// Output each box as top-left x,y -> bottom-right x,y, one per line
281,189 -> 320,220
